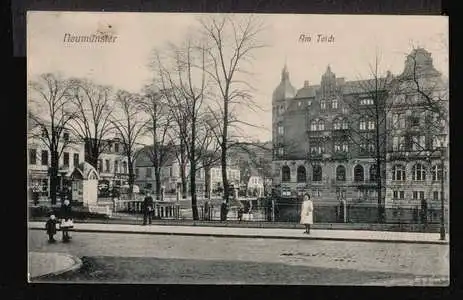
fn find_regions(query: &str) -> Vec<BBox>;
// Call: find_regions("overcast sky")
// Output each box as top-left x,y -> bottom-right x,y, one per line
27,12 -> 448,143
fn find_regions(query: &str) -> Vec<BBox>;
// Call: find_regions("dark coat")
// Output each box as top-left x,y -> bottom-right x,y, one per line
45,219 -> 57,235
143,196 -> 154,212
61,203 -> 72,221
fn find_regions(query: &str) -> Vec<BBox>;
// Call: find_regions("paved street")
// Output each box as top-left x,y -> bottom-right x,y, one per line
29,230 -> 449,285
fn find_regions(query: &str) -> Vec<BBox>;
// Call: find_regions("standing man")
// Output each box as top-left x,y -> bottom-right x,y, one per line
143,192 -> 154,225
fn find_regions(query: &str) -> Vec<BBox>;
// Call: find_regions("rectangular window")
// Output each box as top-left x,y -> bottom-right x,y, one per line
393,136 -> 398,151
360,120 -> 366,130
278,147 -> 284,156
399,191 -> 404,199
334,143 -> 341,152
433,191 -> 439,200
114,143 -> 119,153
105,159 -> 110,173
332,99 -> 338,109
63,132 -> 69,142
413,191 -> 418,199
135,168 -> 139,178
342,107 -> 348,114
278,125 -> 284,135
63,152 -> 69,166
146,168 -> 152,178
41,150 -> 48,166
73,153 -> 79,167
114,160 -> 119,173
307,100 -> 312,106
98,159 -> 103,172
29,149 -> 37,165
368,121 -> 375,130
320,101 -> 326,110
419,191 -> 425,200
342,143 -> 348,152
393,191 -> 398,199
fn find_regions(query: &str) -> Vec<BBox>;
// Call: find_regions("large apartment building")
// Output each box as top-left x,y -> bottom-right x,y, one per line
271,48 -> 448,222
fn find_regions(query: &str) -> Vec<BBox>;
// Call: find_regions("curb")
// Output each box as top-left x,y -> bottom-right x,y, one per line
30,253 -> 83,281
28,226 -> 448,245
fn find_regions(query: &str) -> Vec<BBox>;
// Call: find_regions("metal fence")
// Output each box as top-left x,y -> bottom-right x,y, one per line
108,197 -> 447,226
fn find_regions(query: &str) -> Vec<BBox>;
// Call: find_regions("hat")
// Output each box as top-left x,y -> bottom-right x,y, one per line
64,199 -> 70,205
50,214 -> 56,220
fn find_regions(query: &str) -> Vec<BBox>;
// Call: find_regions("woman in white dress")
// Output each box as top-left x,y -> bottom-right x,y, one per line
300,193 -> 314,234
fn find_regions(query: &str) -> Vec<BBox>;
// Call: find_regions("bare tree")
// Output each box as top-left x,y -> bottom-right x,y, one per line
28,73 -> 77,205
110,90 -> 147,195
66,78 -> 115,170
139,84 -> 175,200
152,51 -> 189,200
341,54 -> 395,223
199,14 -> 267,204
155,39 -> 221,220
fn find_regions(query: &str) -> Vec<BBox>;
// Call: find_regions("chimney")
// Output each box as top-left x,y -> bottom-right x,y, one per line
304,80 -> 309,87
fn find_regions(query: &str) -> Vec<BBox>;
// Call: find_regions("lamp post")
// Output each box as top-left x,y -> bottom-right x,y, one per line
439,147 -> 446,241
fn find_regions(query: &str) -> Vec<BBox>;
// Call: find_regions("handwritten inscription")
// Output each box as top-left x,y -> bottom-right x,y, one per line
63,33 -> 118,43
298,34 -> 335,44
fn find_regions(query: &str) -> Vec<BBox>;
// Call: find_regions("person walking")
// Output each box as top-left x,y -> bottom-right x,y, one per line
300,193 -> 314,234
143,192 -> 154,225
60,199 -> 73,242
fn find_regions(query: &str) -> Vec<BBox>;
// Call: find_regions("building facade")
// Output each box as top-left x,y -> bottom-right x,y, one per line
93,138 -> 129,187
134,145 -> 240,197
27,126 -> 85,199
272,48 -> 448,222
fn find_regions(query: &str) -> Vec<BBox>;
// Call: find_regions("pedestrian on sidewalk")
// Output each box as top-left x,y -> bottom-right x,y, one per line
60,199 -> 73,242
300,193 -> 313,234
45,214 -> 58,243
143,192 -> 154,225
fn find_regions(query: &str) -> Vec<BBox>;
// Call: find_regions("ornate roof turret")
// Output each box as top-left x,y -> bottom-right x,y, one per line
272,64 -> 297,102
401,47 -> 441,78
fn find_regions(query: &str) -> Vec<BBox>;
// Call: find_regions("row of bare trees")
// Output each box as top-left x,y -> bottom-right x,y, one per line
28,15 -> 269,219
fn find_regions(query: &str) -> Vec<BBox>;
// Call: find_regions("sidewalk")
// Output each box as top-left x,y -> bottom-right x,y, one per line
28,252 -> 82,280
28,221 -> 448,245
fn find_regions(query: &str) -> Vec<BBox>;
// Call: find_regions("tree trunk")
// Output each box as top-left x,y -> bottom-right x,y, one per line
205,166 -> 211,199
155,168 -> 161,200
50,151 -> 60,205
190,164 -> 198,220
128,159 -> 135,198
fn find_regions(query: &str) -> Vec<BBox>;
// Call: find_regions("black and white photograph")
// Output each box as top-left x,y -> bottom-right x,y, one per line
27,11 -> 449,285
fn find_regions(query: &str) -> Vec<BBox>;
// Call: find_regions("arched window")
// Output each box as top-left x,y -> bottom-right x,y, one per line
313,164 -> 322,181
297,166 -> 307,182
282,166 -> 291,182
311,120 -> 318,131
318,119 -> 325,131
336,165 -> 346,181
354,165 -> 364,182
369,165 -> 378,182
392,165 -> 406,181
431,165 -> 444,181
412,164 -> 426,181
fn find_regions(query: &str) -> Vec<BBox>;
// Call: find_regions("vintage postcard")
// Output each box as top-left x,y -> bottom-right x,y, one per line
27,11 -> 449,285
